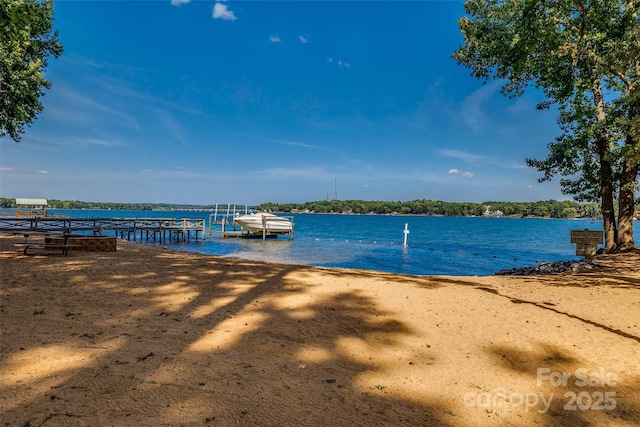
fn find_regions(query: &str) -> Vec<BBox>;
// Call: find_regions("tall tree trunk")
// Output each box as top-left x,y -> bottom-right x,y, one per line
616,102 -> 640,251
616,158 -> 637,251
591,77 -> 618,252
599,163 -> 617,252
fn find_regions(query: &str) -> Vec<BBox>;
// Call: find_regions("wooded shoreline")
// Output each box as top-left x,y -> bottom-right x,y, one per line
2,197 -> 629,219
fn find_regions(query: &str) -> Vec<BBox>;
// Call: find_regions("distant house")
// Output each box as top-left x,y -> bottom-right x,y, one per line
15,198 -> 48,218
483,206 -> 504,217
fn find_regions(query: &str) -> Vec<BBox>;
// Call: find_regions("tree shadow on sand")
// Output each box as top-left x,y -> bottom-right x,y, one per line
0,239 -> 455,426
484,342 -> 640,427
415,273 -> 640,426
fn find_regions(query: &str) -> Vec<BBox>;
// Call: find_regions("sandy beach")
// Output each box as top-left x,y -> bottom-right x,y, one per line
1,232 -> 639,426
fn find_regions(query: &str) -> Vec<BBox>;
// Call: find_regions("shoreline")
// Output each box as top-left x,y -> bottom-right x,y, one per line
2,206 -> 607,220
1,232 -> 639,426
2,211 -> 615,276
44,208 -> 606,220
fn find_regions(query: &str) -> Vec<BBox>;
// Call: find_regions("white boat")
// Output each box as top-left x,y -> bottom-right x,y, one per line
233,212 -> 293,233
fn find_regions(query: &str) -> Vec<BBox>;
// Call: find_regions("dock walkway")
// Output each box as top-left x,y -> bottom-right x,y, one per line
0,217 -> 206,243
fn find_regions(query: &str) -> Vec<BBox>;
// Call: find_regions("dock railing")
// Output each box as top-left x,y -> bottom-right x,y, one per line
0,217 -> 206,243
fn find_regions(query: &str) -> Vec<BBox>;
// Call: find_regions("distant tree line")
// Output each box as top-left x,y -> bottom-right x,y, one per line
0,198 -> 216,211
258,199 -> 620,219
2,197 -> 636,219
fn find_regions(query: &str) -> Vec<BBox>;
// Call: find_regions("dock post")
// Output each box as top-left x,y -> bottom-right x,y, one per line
262,216 -> 266,241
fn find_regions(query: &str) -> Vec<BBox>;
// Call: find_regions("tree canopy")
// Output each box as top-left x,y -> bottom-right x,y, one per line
0,0 -> 62,141
453,0 -> 639,252
257,199 -> 609,219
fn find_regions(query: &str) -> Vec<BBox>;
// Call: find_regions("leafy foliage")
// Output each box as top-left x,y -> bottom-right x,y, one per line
453,0 -> 639,251
0,0 -> 63,141
258,199 -> 604,219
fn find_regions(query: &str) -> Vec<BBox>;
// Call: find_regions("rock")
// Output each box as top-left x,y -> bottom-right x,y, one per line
495,258 -> 601,276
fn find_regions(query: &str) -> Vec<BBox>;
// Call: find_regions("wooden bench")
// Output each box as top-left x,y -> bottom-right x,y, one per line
14,242 -> 79,256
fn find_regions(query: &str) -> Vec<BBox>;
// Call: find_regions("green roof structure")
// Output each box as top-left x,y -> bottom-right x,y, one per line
15,198 -> 48,206
15,198 -> 48,218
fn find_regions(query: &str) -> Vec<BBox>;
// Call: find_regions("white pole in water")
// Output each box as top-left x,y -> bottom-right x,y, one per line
403,223 -> 409,247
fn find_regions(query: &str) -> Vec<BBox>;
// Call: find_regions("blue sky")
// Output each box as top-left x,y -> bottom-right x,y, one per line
1,0 -> 567,205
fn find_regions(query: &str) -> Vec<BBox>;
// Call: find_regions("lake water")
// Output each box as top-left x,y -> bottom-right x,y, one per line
46,209 -> 636,276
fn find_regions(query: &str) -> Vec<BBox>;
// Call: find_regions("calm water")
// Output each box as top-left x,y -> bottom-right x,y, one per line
46,209 -> 637,276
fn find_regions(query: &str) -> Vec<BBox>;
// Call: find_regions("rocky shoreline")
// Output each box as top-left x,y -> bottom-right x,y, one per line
495,258 -> 600,276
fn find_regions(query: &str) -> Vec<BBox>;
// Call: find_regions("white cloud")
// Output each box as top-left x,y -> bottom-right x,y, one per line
39,170 -> 49,174
265,138 -> 317,149
439,149 -> 485,163
64,136 -> 124,147
170,0 -> 190,6
213,3 -> 236,20
298,35 -> 309,44
259,166 -> 328,180
236,134 -> 320,150
327,57 -> 351,69
270,35 -> 281,43
0,166 -> 16,172
448,168 -> 474,179
23,134 -> 126,148
458,81 -> 501,131
45,84 -> 141,130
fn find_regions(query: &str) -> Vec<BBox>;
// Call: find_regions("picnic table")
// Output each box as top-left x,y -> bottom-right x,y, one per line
13,232 -> 79,256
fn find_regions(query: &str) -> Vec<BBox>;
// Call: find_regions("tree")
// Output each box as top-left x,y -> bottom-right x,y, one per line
0,0 -> 62,141
453,0 -> 638,252
526,88 -> 623,208
607,4 -> 639,250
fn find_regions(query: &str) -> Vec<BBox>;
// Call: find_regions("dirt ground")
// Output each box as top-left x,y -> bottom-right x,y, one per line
1,233 -> 639,426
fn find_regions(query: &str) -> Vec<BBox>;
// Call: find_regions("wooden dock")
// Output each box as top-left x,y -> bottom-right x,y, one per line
0,217 -> 206,243
0,204 -> 294,243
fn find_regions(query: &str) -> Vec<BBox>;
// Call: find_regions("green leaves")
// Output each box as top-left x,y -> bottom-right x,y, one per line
0,0 -> 63,141
454,0 -> 639,250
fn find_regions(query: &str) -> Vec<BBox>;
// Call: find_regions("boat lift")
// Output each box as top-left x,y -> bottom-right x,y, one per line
208,204 -> 294,240
208,204 -> 252,238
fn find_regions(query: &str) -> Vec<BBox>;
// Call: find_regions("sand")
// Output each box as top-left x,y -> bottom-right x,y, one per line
1,232 -> 639,426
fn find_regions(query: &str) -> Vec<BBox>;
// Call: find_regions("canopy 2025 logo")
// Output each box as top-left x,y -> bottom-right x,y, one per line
537,367 -> 617,411
463,367 -> 617,413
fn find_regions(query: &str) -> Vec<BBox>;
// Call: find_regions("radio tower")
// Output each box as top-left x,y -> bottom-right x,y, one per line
334,177 -> 338,200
